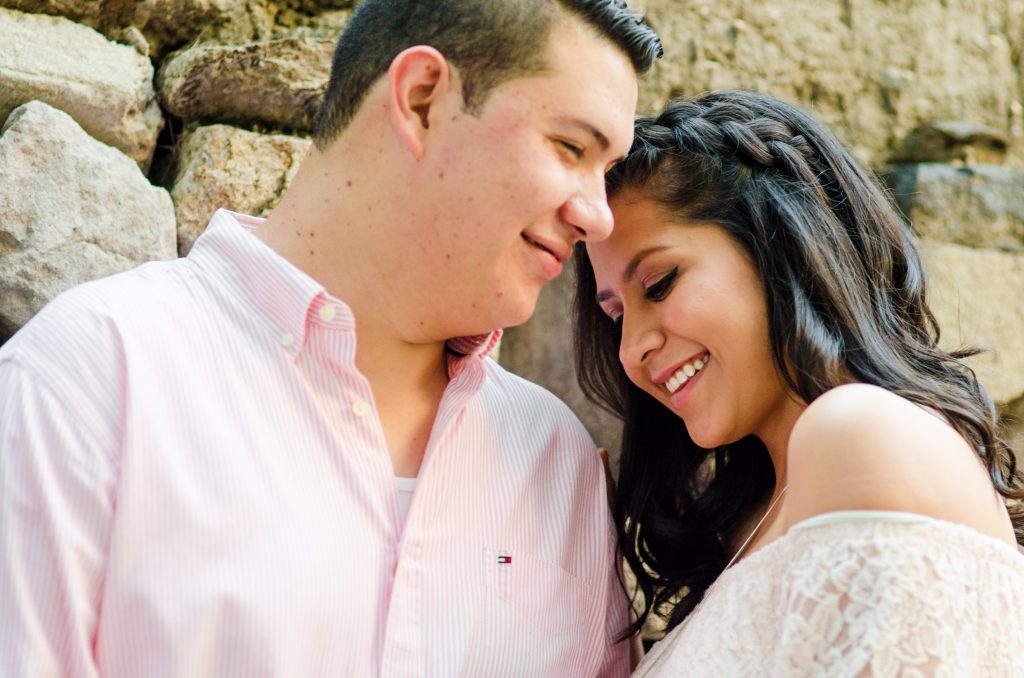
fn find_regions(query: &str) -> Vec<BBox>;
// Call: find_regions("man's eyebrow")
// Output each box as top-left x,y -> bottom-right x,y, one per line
594,246 -> 670,304
557,116 -> 611,152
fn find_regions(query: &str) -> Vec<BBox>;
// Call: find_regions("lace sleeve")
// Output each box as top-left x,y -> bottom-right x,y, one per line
770,516 -> 1024,676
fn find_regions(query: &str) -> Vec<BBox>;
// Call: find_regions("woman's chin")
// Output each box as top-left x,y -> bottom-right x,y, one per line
681,419 -> 724,450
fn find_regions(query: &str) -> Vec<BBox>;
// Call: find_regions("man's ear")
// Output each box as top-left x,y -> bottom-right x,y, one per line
387,46 -> 452,159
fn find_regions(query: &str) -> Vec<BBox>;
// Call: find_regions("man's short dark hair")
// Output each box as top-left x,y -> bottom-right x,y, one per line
313,0 -> 662,149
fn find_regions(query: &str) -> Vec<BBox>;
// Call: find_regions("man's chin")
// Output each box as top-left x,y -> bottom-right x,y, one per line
494,294 -> 542,330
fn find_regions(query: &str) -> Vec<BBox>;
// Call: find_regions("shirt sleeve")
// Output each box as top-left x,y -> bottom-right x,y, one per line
0,355 -> 116,678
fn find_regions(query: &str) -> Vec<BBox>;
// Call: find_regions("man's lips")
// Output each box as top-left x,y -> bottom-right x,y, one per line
522,233 -> 570,263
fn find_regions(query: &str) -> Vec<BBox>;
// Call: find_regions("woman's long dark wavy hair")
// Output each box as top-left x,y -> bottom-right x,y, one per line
573,90 -> 1024,637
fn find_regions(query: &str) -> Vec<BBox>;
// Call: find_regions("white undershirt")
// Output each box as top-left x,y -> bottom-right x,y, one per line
394,476 -> 418,519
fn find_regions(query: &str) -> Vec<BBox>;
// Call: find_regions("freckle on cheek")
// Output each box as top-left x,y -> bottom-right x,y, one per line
346,180 -> 352,187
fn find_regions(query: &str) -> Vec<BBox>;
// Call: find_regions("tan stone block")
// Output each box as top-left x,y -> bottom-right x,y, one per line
157,32 -> 338,132
0,101 -> 176,337
0,7 -> 163,169
921,239 -> 1024,404
171,124 -> 311,255
639,0 -> 1020,167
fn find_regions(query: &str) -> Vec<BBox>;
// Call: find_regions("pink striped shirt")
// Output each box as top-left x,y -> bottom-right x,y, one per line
0,210 -> 628,677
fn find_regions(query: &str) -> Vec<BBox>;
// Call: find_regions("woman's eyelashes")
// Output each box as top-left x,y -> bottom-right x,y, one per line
643,267 -> 679,301
601,267 -> 679,325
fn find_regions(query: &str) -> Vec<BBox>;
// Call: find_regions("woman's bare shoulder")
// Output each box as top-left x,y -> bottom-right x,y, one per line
784,383 -> 1014,543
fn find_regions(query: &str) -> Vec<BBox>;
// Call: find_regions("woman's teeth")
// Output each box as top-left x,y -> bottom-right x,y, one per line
665,354 -> 710,394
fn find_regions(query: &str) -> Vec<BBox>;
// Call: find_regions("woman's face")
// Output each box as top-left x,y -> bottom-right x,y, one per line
586,190 -> 797,449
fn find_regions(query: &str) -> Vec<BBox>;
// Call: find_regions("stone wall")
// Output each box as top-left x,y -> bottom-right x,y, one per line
2,0 -> 1023,459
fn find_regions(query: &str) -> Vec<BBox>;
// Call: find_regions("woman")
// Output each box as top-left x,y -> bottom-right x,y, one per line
574,90 -> 1024,675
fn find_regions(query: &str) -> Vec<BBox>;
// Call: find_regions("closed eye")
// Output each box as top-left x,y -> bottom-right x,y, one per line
557,139 -> 584,160
643,267 -> 679,301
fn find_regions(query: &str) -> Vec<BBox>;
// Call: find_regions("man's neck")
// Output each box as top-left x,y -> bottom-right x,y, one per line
353,313 -> 452,478
258,167 -> 454,477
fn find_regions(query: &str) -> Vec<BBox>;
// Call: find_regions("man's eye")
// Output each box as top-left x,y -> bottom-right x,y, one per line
644,267 -> 678,301
558,140 -> 584,159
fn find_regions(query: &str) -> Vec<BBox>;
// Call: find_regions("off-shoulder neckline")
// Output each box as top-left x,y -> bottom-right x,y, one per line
738,509 -> 1024,574
635,509 -> 1023,677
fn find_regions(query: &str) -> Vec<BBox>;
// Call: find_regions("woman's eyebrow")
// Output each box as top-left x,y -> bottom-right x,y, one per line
623,246 -> 670,283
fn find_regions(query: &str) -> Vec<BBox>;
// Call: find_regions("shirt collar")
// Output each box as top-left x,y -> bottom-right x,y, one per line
188,210 -> 502,363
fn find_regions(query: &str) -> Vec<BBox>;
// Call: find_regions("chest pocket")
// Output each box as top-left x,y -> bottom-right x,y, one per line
460,547 -> 592,677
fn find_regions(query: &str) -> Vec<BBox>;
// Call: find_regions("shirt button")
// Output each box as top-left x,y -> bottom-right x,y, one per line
353,399 -> 370,418
280,332 -> 295,347
319,304 -> 337,322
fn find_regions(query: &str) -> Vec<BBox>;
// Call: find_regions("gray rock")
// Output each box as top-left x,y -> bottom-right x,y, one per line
885,164 -> 1024,251
894,121 -> 1009,164
0,7 -> 164,169
171,124 -> 311,254
157,33 -> 336,132
920,238 -> 1024,405
0,101 -> 176,338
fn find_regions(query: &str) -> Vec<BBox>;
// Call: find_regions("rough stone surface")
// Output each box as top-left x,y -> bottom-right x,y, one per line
171,124 -> 311,254
0,7 -> 164,168
0,0 -> 100,23
0,1 -> 353,56
894,120 -> 1009,165
920,238 -> 1024,405
999,396 -> 1024,459
500,269 -> 623,468
157,33 -> 336,132
886,164 -> 1024,251
0,101 -> 176,339
639,0 -> 1023,167
126,0 -> 241,56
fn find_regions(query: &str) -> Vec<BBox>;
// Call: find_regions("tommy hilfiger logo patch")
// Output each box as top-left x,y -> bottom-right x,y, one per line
497,555 -> 512,564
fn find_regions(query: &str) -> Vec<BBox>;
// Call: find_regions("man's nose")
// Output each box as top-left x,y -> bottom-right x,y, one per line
561,174 -> 613,242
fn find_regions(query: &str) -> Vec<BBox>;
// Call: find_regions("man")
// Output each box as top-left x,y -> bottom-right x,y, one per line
0,1 -> 661,675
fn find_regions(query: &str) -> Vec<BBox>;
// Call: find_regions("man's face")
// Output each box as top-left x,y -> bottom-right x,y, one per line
402,20 -> 639,339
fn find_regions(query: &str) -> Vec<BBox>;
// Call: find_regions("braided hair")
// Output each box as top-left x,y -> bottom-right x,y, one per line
573,90 -> 1024,636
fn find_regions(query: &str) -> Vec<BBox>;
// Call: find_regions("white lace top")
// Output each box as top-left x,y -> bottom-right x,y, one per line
634,511 -> 1024,677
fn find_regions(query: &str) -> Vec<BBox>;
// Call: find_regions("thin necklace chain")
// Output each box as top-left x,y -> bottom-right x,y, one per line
724,485 -> 788,571
635,485 -> 791,676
